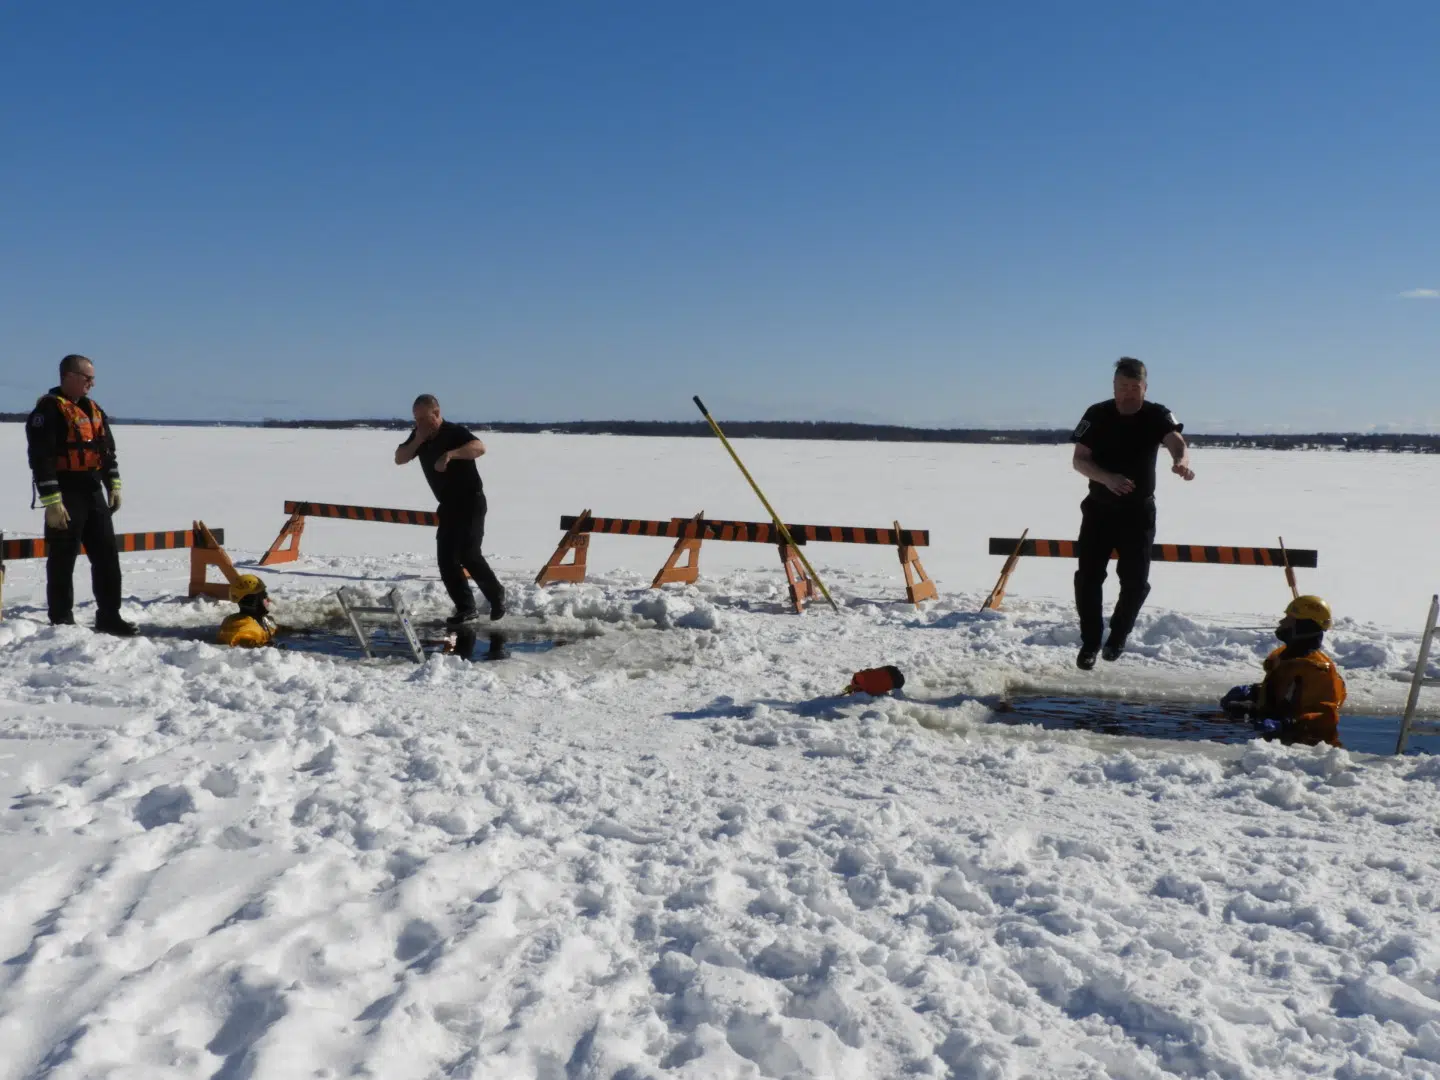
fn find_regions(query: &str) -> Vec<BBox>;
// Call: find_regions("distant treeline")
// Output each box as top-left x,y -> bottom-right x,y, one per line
4,414 -> 1439,451
247,419 -> 1440,452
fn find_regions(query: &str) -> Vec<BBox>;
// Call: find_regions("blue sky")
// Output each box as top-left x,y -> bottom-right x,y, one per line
2,2 -> 1436,430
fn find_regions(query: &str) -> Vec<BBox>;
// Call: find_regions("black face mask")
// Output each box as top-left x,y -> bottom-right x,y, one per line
239,593 -> 269,619
1276,618 -> 1322,648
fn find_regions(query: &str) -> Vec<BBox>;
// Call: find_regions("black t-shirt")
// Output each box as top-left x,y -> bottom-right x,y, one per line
401,421 -> 485,506
1071,400 -> 1182,504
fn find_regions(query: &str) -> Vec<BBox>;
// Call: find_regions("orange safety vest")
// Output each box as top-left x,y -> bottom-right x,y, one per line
51,395 -> 107,473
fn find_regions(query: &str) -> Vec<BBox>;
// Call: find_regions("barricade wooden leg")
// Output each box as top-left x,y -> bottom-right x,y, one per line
652,512 -> 705,588
779,543 -> 814,613
981,528 -> 1029,611
537,509 -> 593,585
189,520 -> 241,600
894,520 -> 937,605
259,511 -> 306,566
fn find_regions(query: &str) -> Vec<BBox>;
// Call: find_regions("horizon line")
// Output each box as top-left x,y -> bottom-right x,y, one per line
4,416 -> 1438,440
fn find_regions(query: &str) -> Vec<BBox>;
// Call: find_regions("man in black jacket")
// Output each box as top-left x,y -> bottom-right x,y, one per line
26,354 -> 135,634
395,394 -> 506,626
1070,358 -> 1193,669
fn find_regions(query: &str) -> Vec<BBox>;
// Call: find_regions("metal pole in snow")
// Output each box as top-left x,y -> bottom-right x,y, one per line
692,396 -> 840,613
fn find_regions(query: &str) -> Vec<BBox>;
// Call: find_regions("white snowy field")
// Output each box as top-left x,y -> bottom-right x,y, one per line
3,425 -> 1438,629
3,426 -> 1440,1079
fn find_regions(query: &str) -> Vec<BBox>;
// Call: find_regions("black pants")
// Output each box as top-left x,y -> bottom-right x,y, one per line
436,498 -> 504,613
46,481 -> 123,622
1074,495 -> 1155,650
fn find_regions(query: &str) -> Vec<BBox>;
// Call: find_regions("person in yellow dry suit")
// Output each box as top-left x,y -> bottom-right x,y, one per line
218,574 -> 279,648
1221,595 -> 1346,747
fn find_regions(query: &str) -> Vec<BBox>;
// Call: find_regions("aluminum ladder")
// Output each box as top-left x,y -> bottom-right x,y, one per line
336,586 -> 426,664
1396,594 -> 1440,754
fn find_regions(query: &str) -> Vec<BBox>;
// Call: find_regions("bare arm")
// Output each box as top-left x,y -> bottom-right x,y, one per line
395,427 -> 428,465
1163,431 -> 1194,481
1072,443 -> 1134,496
433,438 -> 486,472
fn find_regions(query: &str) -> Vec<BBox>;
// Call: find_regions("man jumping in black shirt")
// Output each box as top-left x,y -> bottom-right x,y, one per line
395,394 -> 506,626
1069,358 -> 1193,670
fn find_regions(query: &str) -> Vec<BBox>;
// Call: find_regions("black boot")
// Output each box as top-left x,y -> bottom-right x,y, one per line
95,614 -> 138,637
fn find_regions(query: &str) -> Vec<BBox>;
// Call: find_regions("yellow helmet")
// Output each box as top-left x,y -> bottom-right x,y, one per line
1285,594 -> 1332,630
229,574 -> 268,604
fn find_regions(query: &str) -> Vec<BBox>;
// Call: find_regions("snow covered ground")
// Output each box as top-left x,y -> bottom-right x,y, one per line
3,426 -> 1440,1079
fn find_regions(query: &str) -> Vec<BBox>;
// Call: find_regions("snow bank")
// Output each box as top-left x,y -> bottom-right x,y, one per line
2,428 -> 1439,1078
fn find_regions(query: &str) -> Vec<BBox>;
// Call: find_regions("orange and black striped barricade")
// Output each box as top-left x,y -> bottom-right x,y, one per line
260,501 -> 441,566
981,534 -> 1319,611
0,520 -> 238,617
537,512 -> 936,612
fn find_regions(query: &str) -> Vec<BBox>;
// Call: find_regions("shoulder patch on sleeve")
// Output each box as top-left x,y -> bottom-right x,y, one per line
30,413 -> 44,427
1073,419 -> 1090,439
1166,411 -> 1178,426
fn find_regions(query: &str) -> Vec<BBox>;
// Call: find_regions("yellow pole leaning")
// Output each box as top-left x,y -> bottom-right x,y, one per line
692,396 -> 840,613
1279,536 -> 1300,600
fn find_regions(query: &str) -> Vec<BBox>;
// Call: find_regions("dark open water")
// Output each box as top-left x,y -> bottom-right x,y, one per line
997,695 -> 1439,757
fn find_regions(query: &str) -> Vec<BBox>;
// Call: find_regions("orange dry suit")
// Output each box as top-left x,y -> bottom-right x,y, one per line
1256,645 -> 1346,747
218,613 -> 278,648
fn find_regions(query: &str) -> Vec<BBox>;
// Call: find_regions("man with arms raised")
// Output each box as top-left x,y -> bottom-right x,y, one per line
395,394 -> 506,626
1070,357 -> 1193,670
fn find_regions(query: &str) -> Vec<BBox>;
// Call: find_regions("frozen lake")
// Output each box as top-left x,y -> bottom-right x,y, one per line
3,424 -> 1437,629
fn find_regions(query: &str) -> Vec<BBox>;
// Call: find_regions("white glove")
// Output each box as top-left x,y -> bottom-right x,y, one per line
109,488 -> 122,513
44,501 -> 71,531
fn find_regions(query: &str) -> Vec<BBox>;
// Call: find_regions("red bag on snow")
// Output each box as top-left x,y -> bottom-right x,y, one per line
844,666 -> 905,696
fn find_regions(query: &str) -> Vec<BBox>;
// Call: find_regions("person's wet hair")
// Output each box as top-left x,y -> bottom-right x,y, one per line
1114,357 -> 1146,382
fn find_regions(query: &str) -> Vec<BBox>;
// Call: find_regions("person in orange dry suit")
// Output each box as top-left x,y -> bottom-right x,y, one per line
217,574 -> 279,648
1221,595 -> 1346,747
